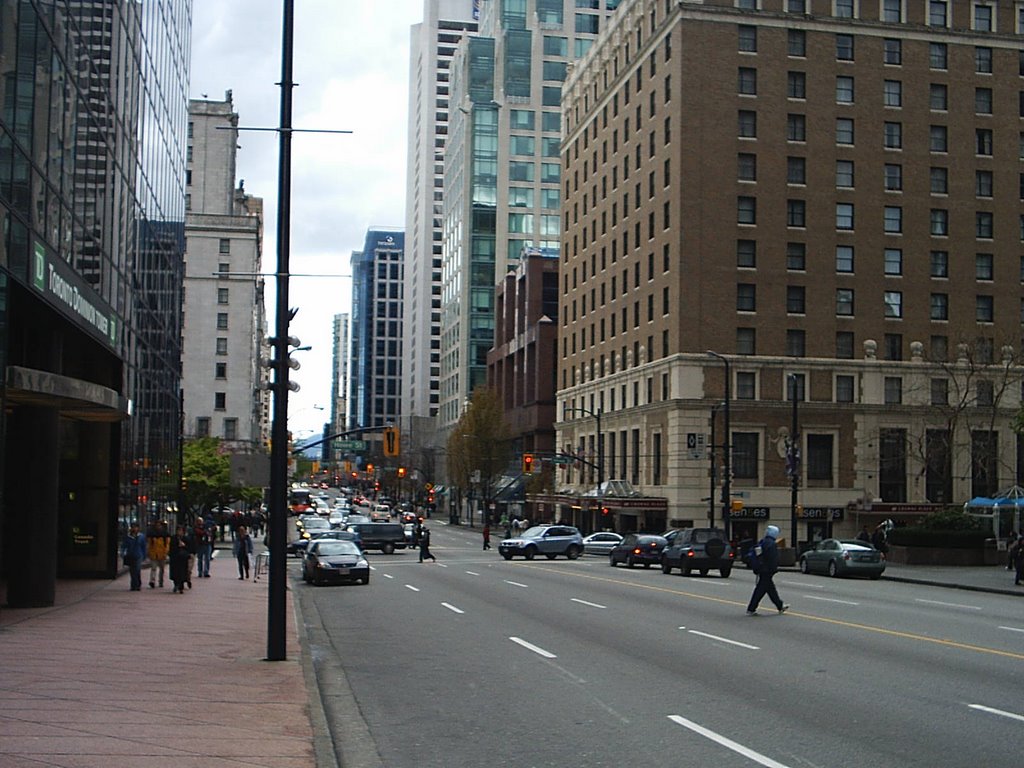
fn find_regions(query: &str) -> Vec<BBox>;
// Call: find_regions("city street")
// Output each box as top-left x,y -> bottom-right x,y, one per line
295,523 -> 1024,768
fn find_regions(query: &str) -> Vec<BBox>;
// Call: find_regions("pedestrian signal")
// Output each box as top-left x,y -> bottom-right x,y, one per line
522,454 -> 534,474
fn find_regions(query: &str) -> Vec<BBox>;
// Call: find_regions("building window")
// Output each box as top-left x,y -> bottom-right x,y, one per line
977,170 -> 993,198
216,312 -> 228,331
737,283 -> 757,311
787,114 -> 806,142
737,239 -> 757,267
931,167 -> 948,194
788,29 -> 806,57
977,295 -> 994,322
884,38 -> 902,64
835,0 -> 854,16
224,418 -> 238,441
738,24 -> 758,52
836,203 -> 854,230
884,121 -> 902,149
196,417 -> 210,438
929,0 -> 949,27
931,335 -> 948,361
836,75 -> 854,103
977,129 -> 993,156
738,110 -> 757,138
788,71 -> 806,99
787,285 -> 806,314
884,248 -> 902,275
930,42 -> 948,69
885,333 -> 903,360
975,46 -> 993,74
218,238 -> 231,254
883,0 -> 902,22
930,125 -> 948,152
836,333 -> 855,360
884,377 -> 903,405
836,118 -> 854,144
976,88 -> 993,115
215,362 -> 227,379
836,374 -> 855,402
931,293 -> 948,320
217,288 -> 229,304
216,338 -> 228,355
930,84 -> 948,111
787,242 -> 806,270
737,327 -> 756,355
880,428 -> 907,502
738,67 -> 757,95
884,80 -> 902,107
836,245 -> 854,273
976,212 -> 993,239
975,3 -> 994,31
738,153 -> 757,181
884,164 -> 902,191
807,434 -> 834,485
930,250 -> 949,277
836,34 -> 854,61
732,432 -> 760,481
884,206 -> 902,233
977,379 -> 995,407
836,160 -> 854,188
788,156 -> 806,184
836,288 -> 855,316
976,253 -> 994,280
786,329 -> 806,357
931,378 -> 949,405
884,291 -> 903,318
788,200 -> 806,228
736,371 -> 756,400
214,392 -> 227,411
738,196 -> 756,224
930,209 -> 948,236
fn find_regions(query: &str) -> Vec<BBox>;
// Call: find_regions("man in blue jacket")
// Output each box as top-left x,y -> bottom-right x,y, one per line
746,525 -> 789,616
120,522 -> 147,591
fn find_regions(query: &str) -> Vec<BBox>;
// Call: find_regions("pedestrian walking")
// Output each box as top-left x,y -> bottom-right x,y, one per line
419,526 -> 436,562
746,525 -> 789,616
1007,532 -> 1020,571
193,517 -> 214,578
168,524 -> 192,594
147,520 -> 170,589
120,523 -> 146,591
1012,535 -> 1024,586
482,524 -> 491,550
233,525 -> 254,579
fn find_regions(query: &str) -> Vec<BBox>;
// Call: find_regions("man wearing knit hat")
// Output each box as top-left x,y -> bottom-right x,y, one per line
746,525 -> 789,616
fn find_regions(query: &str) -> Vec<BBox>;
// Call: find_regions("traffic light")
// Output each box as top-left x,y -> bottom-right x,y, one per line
730,499 -> 745,516
397,467 -> 406,478
366,463 -> 374,473
383,426 -> 400,457
601,507 -> 609,516
522,453 -> 534,474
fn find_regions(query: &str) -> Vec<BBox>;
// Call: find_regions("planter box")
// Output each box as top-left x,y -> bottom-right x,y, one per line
887,544 -> 1000,566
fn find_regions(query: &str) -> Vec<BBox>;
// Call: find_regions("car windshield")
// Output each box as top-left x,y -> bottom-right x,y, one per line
305,519 -> 330,529
316,542 -> 360,556
521,526 -> 548,538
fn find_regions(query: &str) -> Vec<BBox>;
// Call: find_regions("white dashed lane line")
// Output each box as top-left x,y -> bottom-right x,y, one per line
404,584 -> 420,592
968,704 -> 1024,723
667,715 -> 791,768
441,602 -> 464,614
509,636 -> 557,659
504,580 -> 528,588
801,595 -> 860,606
683,629 -> 760,651
570,597 -> 607,609
915,598 -> 982,611
998,625 -> 1024,634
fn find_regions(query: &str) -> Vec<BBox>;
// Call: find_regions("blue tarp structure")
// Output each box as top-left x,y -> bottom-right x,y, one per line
964,486 -> 1024,538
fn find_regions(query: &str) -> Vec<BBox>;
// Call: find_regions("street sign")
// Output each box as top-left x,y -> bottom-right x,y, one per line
334,440 -> 366,451
550,456 -> 573,465
686,432 -> 708,459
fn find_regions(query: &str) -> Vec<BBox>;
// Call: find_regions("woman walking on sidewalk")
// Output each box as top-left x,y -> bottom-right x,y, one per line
234,525 -> 254,579
169,524 -> 192,594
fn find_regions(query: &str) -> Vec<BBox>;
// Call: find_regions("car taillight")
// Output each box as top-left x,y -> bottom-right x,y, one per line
686,551 -> 695,558
633,548 -> 642,555
843,552 -> 851,560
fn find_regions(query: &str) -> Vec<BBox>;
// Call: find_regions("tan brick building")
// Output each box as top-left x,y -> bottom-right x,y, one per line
556,0 -> 1024,543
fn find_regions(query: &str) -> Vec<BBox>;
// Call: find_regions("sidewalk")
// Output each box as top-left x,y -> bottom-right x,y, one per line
881,561 -> 1024,596
0,547 -> 328,768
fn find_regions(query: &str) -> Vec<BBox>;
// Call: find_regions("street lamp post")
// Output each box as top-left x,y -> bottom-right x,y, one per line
787,374 -> 801,552
706,352 -> 731,540
709,401 -> 724,525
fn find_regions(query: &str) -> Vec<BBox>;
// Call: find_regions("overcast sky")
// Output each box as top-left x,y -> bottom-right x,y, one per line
191,0 -> 425,438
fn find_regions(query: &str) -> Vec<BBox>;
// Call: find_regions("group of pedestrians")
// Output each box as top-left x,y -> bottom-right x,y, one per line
119,514 -> 256,592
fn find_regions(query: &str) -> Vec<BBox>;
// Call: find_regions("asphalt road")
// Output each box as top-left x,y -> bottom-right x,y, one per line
295,522 -> 1024,768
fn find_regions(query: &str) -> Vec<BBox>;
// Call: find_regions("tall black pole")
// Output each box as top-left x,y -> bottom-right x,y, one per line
709,405 -> 717,525
267,0 -> 294,662
789,375 -> 800,552
708,352 -> 731,540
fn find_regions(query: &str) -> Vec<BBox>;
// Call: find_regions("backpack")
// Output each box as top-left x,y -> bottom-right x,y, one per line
743,542 -> 762,572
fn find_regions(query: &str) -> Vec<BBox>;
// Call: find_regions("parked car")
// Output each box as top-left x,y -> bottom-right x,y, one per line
345,522 -> 407,554
609,534 -> 668,568
582,531 -> 623,556
302,540 -> 370,585
291,528 -> 362,557
799,539 -> 886,579
661,527 -> 735,577
499,525 -> 584,561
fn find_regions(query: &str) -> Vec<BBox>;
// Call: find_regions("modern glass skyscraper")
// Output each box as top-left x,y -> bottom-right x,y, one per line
437,0 -> 617,429
0,0 -> 191,605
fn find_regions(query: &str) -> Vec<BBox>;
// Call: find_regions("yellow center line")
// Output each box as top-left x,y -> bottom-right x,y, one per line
528,564 -> 1024,661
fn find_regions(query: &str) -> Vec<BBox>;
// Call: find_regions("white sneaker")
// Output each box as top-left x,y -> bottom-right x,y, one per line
746,610 -> 758,616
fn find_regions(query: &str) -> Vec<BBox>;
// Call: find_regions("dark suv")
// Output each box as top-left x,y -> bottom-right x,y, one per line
345,522 -> 407,554
660,527 -> 735,577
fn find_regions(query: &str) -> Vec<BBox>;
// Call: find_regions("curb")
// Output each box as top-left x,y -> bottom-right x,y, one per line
880,574 -> 1024,597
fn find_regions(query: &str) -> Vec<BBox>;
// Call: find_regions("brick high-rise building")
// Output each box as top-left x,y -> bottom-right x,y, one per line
557,0 -> 1024,542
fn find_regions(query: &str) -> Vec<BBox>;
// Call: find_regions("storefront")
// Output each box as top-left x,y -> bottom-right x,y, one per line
527,492 -> 668,535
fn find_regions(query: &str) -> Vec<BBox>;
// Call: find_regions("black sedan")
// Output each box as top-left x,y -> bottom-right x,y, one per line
609,534 -> 668,568
289,529 -> 361,556
302,540 -> 370,586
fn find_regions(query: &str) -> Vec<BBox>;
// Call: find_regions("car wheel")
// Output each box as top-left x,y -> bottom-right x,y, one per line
661,559 -> 672,574
720,567 -> 731,578
683,567 -> 692,576
525,546 -> 537,561
869,573 -> 881,580
361,576 -> 370,585
545,553 -> 557,560
828,560 -> 839,577
566,545 -> 581,560
644,562 -> 652,568
502,553 -> 513,560
627,555 -> 636,569
699,568 -> 709,577
609,554 -> 617,567
799,557 -> 810,574
382,543 -> 395,555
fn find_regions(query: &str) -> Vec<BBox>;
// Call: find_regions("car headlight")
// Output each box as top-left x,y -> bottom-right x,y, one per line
356,558 -> 368,568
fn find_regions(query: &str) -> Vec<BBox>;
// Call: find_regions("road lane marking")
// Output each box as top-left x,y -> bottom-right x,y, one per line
436,562 -> 448,568
504,580 -> 529,588
686,630 -> 760,650
509,636 -> 556,658
667,715 -> 790,768
802,595 -> 860,606
998,625 -> 1024,633
915,598 -> 982,611
465,570 -> 480,576
779,579 -> 823,589
570,598 -> 607,609
526,565 -> 1024,661
383,573 -> 394,579
968,704 -> 1024,723
404,585 -> 420,592
441,602 -> 464,614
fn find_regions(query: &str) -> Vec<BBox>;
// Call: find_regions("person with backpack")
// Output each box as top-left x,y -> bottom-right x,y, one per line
746,525 -> 789,616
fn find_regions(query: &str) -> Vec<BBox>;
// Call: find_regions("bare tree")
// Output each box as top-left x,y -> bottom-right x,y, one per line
446,386 -> 513,524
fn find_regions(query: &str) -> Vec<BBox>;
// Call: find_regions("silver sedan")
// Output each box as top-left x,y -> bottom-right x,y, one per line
582,531 -> 623,556
799,538 -> 886,579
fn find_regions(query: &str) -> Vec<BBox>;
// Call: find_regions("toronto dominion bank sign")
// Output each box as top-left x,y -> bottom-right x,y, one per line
32,242 -> 118,350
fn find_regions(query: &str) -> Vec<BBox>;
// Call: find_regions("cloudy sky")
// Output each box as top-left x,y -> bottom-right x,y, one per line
191,0 -> 425,438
